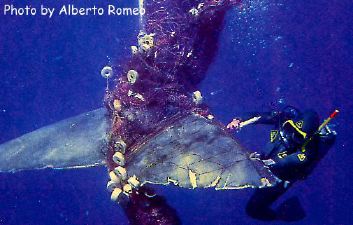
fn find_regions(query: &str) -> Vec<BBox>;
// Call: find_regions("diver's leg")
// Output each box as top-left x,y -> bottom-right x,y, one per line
246,181 -> 291,221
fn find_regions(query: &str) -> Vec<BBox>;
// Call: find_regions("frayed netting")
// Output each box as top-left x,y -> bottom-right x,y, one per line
104,0 -> 240,169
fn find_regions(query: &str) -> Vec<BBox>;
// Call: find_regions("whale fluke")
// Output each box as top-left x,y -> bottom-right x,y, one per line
0,108 -> 108,173
126,113 -> 277,190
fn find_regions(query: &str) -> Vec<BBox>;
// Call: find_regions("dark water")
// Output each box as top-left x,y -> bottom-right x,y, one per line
0,0 -> 352,224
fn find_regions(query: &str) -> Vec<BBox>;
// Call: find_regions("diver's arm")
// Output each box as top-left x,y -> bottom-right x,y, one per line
270,152 -> 310,170
247,111 -> 280,125
252,106 -> 300,125
227,106 -> 300,130
227,111 -> 279,130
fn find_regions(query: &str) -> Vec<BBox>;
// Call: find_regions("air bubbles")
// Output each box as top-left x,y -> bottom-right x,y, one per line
278,98 -> 285,105
274,35 -> 283,41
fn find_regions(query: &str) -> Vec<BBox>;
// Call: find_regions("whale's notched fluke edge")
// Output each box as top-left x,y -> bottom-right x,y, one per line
0,108 -> 108,173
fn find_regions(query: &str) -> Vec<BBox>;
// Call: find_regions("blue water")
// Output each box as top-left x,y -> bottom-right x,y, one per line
0,0 -> 352,224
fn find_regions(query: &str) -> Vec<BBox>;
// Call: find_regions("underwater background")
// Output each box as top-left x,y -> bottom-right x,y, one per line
0,0 -> 352,224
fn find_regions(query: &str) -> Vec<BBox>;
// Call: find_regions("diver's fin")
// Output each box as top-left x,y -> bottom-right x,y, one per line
126,114 -> 278,190
0,108 -> 108,173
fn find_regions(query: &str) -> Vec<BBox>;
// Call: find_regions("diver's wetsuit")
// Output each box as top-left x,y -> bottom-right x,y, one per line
243,106 -> 336,221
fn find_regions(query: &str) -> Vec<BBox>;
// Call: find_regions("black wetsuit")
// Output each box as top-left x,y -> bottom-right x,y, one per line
244,106 -> 336,221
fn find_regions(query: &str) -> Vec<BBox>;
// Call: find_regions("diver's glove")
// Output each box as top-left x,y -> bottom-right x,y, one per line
318,124 -> 337,145
320,124 -> 337,136
226,118 -> 242,130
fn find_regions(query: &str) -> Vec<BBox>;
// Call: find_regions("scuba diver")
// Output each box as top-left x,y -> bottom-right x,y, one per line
227,106 -> 338,221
